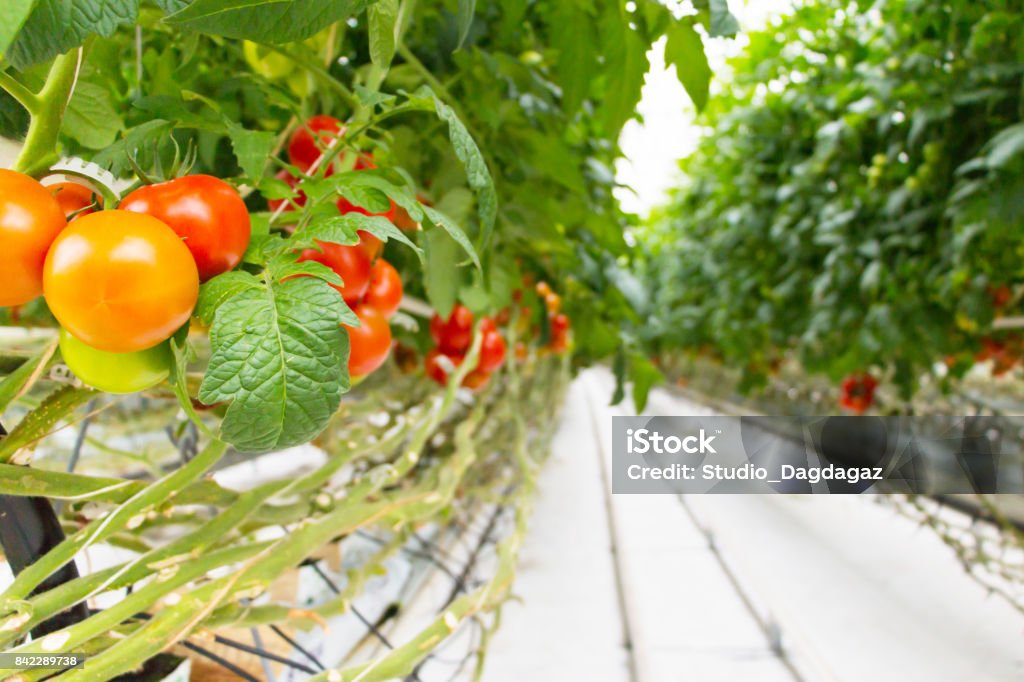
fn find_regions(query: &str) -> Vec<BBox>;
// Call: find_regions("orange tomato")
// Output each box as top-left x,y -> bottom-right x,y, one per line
345,303 -> 392,377
49,181 -> 101,219
0,170 -> 68,306
43,211 -> 199,352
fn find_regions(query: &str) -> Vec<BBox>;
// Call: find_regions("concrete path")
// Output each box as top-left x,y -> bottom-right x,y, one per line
483,368 -> 1024,682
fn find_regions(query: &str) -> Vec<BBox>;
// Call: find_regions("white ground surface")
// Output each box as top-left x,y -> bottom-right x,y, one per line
483,368 -> 1024,682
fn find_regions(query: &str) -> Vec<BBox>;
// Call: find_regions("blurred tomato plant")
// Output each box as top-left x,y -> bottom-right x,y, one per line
641,0 -> 1024,397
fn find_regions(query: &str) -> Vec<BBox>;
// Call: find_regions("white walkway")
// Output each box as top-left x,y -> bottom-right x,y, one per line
483,368 -> 1024,682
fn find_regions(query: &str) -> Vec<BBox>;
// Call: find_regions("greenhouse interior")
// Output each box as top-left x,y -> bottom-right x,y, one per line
0,0 -> 1022,680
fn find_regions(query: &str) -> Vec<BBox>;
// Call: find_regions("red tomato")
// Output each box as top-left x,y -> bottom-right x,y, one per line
838,373 -> 878,414
364,259 -> 403,318
43,211 -> 199,352
514,342 -> 528,362
268,169 -> 307,212
120,175 -> 251,282
298,240 -> 373,304
288,115 -> 345,171
49,181 -> 100,219
478,329 -> 507,372
430,305 -> 475,354
359,232 -> 383,260
345,303 -> 392,377
0,170 -> 67,306
548,313 -> 570,352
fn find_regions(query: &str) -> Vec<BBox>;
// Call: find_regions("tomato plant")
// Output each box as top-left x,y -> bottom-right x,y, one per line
642,0 -> 1024,396
0,0 -> 732,678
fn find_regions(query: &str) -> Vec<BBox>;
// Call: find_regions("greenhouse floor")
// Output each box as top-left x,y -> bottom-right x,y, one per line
482,368 -> 1024,682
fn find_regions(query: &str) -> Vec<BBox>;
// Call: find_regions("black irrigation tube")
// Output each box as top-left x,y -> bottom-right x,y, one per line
0,421 -> 90,638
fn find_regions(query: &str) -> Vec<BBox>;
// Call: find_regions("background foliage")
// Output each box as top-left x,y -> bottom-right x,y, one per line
641,0 -> 1024,396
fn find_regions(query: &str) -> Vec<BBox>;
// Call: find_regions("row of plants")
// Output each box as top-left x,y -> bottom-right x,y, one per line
641,0 -> 1024,410
0,0 -> 739,677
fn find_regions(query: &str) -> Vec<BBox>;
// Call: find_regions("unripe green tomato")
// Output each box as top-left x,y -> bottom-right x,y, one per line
59,328 -> 172,394
923,142 -> 942,164
871,154 -> 887,167
243,41 -> 295,79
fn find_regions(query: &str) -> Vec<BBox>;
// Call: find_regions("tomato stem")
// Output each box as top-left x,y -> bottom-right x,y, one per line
0,68 -> 41,115
13,46 -> 86,178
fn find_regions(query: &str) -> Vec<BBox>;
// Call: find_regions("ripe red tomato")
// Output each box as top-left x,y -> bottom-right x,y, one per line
839,373 -> 878,414
288,115 -> 344,171
548,313 -> 570,352
478,329 -> 507,372
0,170 -> 68,307
430,304 -> 475,354
298,240 -> 372,304
49,182 -> 100,219
364,259 -> 403,318
43,211 -> 199,352
120,175 -> 251,282
345,303 -> 392,377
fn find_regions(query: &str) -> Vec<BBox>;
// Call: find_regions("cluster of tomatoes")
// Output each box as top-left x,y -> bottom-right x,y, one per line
533,281 -> 570,353
275,115 -> 409,380
838,373 -> 878,414
1,168 -> 251,394
425,305 -> 507,390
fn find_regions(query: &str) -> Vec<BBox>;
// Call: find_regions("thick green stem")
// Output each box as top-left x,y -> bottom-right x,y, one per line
12,47 -> 84,177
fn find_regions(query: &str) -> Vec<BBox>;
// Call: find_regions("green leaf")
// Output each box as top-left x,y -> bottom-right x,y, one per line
985,123 -> 1024,170
0,0 -> 35,61
455,0 -> 475,50
63,70 -> 124,149
228,124 -> 277,179
629,353 -> 663,413
196,271 -> 262,326
0,341 -> 57,415
297,213 -> 425,264
424,229 -> 461,318
367,0 -> 398,67
665,20 -> 711,112
433,96 -> 497,244
199,276 -> 350,453
610,347 -> 626,406
548,0 -> 596,115
600,8 -> 649,135
6,0 -> 138,70
165,0 -> 373,43
0,386 -> 97,464
707,0 -> 740,38
423,205 -> 480,270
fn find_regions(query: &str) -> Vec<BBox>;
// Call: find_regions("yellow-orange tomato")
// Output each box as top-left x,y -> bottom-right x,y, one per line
43,211 -> 199,352
0,170 -> 67,306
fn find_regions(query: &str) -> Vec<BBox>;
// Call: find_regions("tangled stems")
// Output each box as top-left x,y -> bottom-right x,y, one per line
0,337 -> 569,680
